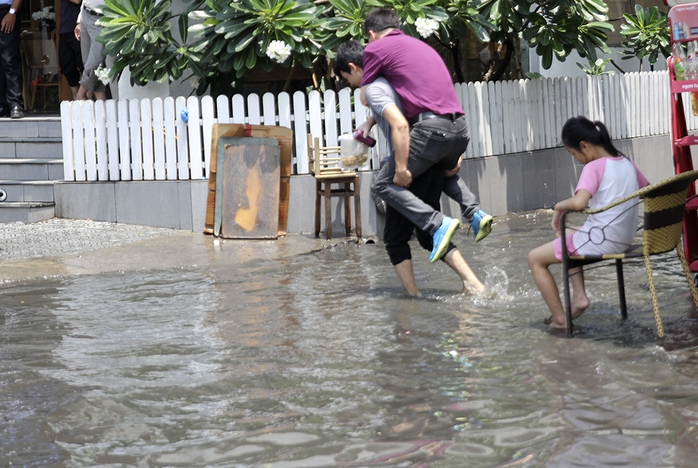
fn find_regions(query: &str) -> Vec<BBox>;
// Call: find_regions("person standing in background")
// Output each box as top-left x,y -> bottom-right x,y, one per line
74,0 -> 106,100
0,0 -> 25,118
59,0 -> 83,100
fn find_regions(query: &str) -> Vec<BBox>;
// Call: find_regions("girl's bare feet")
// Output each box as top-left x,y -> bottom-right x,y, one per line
571,294 -> 590,320
544,315 -> 567,329
545,294 -> 589,329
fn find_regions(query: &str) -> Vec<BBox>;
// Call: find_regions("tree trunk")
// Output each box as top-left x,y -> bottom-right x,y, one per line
283,62 -> 299,93
450,39 -> 465,83
610,59 -> 626,74
483,36 -> 515,82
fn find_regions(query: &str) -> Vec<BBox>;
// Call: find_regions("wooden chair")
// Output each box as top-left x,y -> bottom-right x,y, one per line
20,30 -> 59,111
306,134 -> 362,239
561,170 -> 698,338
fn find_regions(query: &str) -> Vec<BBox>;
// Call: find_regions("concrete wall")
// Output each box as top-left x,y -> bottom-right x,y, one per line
54,180 -> 208,231
53,134 -> 675,238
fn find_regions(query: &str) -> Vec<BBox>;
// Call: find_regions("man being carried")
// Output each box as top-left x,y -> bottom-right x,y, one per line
361,7 -> 492,263
334,40 -> 484,295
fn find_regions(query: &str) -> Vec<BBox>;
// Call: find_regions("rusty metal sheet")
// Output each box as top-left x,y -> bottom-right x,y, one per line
216,139 -> 280,239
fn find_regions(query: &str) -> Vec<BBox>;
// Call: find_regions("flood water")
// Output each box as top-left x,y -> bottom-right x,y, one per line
3,211 -> 698,467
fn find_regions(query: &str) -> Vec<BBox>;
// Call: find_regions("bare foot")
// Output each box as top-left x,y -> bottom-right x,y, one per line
571,295 -> 590,320
544,315 -> 567,329
461,281 -> 485,295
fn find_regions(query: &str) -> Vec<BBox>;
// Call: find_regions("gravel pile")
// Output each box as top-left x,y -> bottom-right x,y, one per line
0,219 -> 180,261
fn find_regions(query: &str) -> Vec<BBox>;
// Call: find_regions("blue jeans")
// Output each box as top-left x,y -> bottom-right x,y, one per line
373,115 -> 482,234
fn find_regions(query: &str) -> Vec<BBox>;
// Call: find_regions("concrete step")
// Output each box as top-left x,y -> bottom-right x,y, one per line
0,202 -> 55,224
0,180 -> 56,202
0,137 -> 63,159
0,159 -> 64,181
0,116 -> 62,138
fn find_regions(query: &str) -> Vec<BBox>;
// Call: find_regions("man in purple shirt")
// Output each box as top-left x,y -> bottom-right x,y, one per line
361,8 -> 492,263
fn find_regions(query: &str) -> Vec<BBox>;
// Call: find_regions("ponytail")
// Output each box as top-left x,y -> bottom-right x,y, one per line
592,120 -> 621,156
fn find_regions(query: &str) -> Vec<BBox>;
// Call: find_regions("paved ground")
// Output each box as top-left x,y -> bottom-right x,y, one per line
0,219 -> 178,261
0,219 -> 342,283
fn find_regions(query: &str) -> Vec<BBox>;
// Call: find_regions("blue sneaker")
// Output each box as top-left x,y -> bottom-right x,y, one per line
430,217 -> 460,263
471,210 -> 493,242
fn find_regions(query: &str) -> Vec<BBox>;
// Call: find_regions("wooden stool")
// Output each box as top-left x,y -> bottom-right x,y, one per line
307,135 -> 362,239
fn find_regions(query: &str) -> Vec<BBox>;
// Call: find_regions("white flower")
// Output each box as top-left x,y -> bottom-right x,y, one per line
415,17 -> 438,38
95,65 -> 110,85
32,6 -> 55,21
265,40 -> 291,64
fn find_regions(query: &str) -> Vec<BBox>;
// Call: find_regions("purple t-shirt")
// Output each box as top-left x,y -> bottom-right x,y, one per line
361,29 -> 463,120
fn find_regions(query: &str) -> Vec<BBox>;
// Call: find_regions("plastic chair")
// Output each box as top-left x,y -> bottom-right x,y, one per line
306,134 -> 362,239
561,170 -> 698,338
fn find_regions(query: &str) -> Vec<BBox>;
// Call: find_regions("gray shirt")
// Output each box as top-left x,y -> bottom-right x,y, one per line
365,77 -> 402,154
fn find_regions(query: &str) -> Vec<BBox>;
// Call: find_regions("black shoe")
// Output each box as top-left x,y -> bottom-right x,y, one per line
0,106 -> 9,118
10,106 -> 23,119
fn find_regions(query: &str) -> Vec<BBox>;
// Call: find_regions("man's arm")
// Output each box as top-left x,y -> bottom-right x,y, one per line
1,0 -> 23,34
355,115 -> 376,136
360,86 -> 369,106
381,104 -> 412,187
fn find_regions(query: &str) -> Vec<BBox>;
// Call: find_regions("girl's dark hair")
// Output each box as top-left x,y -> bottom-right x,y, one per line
363,8 -> 400,36
561,116 -> 621,156
333,40 -> 364,76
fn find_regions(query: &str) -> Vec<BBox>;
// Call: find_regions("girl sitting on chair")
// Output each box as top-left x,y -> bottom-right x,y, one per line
527,116 -> 650,329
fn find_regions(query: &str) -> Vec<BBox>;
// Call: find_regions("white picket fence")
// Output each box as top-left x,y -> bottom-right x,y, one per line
60,70 -> 686,182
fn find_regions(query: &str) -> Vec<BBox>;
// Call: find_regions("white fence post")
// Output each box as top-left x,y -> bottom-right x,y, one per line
152,98 -> 166,180
232,94 -> 245,124
294,90 -> 309,174
83,101 -> 96,181
140,99 -> 155,180
117,99 -> 131,181
106,100 -> 120,180
175,96 -> 189,179
186,96 -> 203,179
247,94 -> 261,125
324,90 -> 339,147
60,101 -> 75,181
129,99 -> 143,180
201,95 -> 215,176
262,92 -> 276,127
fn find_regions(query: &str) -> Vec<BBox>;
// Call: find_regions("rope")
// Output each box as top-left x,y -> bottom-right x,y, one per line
643,253 -> 665,338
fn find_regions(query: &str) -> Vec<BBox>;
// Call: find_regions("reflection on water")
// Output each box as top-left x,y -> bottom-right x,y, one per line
2,212 -> 698,467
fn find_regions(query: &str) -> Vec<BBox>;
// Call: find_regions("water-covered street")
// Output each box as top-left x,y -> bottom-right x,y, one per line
2,213 -> 698,467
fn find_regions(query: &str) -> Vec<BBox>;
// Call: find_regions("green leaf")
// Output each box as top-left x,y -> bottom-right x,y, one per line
245,49 -> 257,69
233,31 -> 257,52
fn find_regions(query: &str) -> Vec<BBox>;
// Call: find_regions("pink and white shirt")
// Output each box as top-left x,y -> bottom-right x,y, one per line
570,156 -> 649,255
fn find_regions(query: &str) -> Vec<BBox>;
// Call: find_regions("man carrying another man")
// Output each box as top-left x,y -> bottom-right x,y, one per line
334,40 -> 485,296
360,8 -> 492,263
